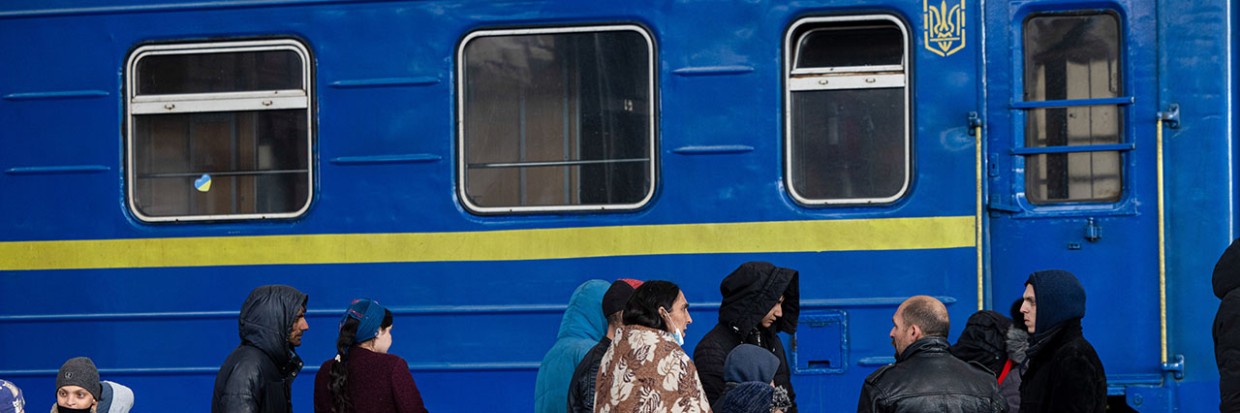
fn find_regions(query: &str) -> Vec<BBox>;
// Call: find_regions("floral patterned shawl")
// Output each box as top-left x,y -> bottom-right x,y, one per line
594,325 -> 712,413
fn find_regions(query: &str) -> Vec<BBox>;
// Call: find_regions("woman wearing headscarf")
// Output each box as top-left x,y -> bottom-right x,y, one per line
594,280 -> 711,413
313,299 -> 428,413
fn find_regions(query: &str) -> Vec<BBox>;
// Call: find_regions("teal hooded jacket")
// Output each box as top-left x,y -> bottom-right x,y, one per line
533,280 -> 609,413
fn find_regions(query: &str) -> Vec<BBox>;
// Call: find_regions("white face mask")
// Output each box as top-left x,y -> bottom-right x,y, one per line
661,308 -> 685,346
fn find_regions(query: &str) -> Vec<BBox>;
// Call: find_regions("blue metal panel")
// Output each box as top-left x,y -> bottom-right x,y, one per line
0,0 -> 1232,411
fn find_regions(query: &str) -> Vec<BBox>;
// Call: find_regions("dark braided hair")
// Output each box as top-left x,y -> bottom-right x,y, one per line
330,308 -> 393,413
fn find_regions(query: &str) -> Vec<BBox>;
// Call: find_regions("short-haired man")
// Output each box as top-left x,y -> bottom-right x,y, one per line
212,285 -> 309,413
858,296 -> 1006,413
566,278 -> 641,413
1019,270 -> 1106,413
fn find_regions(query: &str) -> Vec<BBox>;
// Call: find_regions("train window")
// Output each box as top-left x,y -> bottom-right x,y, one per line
1022,13 -> 1123,204
457,26 -> 655,214
785,16 -> 910,205
125,40 -> 312,222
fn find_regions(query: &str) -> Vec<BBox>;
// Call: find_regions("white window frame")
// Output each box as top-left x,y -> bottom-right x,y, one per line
455,25 -> 657,214
784,15 -> 912,206
125,39 -> 314,222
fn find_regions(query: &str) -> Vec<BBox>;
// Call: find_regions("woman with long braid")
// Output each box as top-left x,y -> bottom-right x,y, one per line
313,299 -> 429,413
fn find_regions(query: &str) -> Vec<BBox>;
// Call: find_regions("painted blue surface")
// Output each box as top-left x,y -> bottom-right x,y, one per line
0,0 -> 1233,411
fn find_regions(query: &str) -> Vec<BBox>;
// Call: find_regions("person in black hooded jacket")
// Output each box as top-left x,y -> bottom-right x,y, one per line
1213,239 -> 1240,412
693,262 -> 799,412
1018,270 -> 1106,413
950,310 -> 1021,413
212,285 -> 309,413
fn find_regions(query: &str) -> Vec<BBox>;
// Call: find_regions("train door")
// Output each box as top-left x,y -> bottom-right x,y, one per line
983,0 -> 1166,402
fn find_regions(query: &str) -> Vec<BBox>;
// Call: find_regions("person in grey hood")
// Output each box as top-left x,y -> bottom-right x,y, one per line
212,285 -> 309,413
1214,239 -> 1240,412
693,262 -> 799,412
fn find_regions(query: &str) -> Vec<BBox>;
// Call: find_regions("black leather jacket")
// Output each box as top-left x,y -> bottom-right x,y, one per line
566,337 -> 610,413
212,286 -> 308,413
858,337 -> 1007,413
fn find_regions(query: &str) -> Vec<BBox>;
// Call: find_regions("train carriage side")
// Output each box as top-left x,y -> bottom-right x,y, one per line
0,0 -> 1233,411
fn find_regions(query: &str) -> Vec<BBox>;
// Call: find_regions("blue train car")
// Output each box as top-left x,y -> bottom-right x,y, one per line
0,0 -> 1232,411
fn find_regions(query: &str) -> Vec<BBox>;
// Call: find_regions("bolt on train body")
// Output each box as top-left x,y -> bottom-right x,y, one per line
0,0 -> 1234,411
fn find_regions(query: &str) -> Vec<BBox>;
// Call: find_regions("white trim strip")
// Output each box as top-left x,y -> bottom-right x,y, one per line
790,74 -> 905,91
132,95 -> 307,114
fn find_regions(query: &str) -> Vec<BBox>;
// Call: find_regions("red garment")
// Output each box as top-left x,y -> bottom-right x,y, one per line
313,347 -> 429,413
996,359 -> 1014,385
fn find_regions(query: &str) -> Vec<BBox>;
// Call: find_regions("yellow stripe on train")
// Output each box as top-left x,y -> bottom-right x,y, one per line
0,216 -> 975,271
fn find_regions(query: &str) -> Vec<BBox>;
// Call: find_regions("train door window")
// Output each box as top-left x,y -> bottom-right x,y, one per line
785,16 -> 910,205
457,26 -> 655,214
1020,12 -> 1125,204
125,40 -> 312,222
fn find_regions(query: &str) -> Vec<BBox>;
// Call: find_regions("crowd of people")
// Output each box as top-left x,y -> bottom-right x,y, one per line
536,262 -> 1112,413
10,237 -> 1240,412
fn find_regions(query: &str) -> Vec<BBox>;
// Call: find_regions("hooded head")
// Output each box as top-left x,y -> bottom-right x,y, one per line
718,262 -> 800,335
949,310 -> 1012,374
723,344 -> 782,385
238,285 -> 309,367
1025,270 -> 1085,333
556,280 -> 609,342
1214,239 -> 1240,299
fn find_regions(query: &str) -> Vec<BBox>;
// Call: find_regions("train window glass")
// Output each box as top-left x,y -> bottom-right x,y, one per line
458,26 -> 655,213
126,40 -> 312,222
136,51 -> 303,95
1022,13 -> 1123,204
785,16 -> 910,205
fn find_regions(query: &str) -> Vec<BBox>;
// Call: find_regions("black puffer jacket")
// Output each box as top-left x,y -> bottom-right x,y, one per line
1215,238 -> 1240,412
693,262 -> 799,412
1018,319 -> 1105,413
858,337 -> 1006,413
212,286 -> 308,413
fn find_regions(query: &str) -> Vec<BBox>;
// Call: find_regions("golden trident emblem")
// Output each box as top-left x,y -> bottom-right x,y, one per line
924,0 -> 966,57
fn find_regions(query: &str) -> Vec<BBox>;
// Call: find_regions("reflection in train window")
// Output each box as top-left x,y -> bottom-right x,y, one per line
785,16 -> 910,205
458,26 -> 655,214
125,40 -> 313,222
1023,13 -> 1123,204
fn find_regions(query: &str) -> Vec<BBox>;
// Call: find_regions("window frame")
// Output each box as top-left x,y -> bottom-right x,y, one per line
1015,10 -> 1130,207
783,15 -> 913,206
124,39 -> 314,223
455,25 -> 658,215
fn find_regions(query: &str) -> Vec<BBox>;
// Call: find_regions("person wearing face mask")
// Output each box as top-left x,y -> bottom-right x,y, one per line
51,357 -> 134,413
694,262 -> 799,412
593,280 -> 710,413
313,299 -> 428,413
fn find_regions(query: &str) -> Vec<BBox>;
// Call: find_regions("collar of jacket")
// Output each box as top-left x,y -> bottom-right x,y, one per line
1026,318 -> 1083,364
897,336 -> 950,362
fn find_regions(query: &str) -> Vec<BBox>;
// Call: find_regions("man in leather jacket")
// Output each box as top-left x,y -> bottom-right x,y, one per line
212,285 -> 309,413
858,296 -> 1006,413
